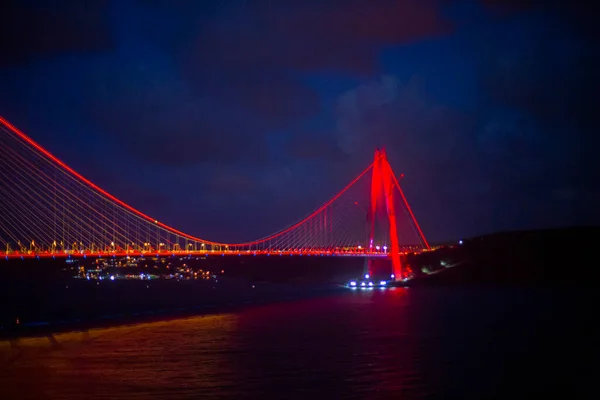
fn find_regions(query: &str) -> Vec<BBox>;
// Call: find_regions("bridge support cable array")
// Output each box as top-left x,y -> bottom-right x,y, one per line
0,117 -> 428,261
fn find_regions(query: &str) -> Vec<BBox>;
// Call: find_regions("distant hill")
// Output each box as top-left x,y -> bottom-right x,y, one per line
410,226 -> 600,286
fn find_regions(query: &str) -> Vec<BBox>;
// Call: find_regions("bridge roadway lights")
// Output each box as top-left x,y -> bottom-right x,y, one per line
0,250 -> 391,259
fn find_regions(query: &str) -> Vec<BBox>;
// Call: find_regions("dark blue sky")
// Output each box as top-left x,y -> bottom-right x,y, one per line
1,0 -> 598,243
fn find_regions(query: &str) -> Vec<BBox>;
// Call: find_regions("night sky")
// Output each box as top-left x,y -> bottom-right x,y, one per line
1,0 -> 598,243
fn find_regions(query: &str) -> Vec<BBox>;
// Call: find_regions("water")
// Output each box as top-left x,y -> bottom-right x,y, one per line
1,287 -> 597,399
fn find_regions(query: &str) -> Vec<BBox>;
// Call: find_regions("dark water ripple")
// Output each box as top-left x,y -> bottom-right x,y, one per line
1,287 -> 597,399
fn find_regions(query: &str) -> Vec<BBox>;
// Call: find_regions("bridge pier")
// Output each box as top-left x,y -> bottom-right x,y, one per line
364,257 -> 397,281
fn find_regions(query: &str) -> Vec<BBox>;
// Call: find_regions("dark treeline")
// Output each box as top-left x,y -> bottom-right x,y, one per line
408,226 -> 599,286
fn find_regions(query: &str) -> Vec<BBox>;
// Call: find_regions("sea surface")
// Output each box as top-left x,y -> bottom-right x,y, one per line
1,286 -> 597,399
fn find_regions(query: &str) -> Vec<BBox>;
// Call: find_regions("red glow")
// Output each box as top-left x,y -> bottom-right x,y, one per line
380,149 -> 402,280
369,149 -> 382,249
366,149 -> 405,279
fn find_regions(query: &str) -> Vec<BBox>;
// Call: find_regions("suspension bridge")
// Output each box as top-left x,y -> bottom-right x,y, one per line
0,117 -> 430,280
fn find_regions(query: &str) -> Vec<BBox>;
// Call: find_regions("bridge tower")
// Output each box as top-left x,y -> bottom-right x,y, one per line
364,148 -> 403,281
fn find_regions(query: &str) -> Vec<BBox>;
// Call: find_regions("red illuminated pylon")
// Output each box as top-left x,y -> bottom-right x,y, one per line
369,149 -> 383,252
380,149 -> 402,280
368,149 -> 403,280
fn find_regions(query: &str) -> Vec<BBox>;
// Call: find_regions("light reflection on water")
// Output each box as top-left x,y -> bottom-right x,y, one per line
1,287 -> 596,399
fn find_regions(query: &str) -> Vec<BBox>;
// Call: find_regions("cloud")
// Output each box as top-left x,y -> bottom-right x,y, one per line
330,58 -> 600,236
452,4 -> 600,230
87,92 -> 273,167
82,0 -> 455,168
477,0 -> 539,14
189,0 -> 452,73
334,74 -> 470,170
478,1 -> 597,37
1,0 -> 455,171
183,71 -> 320,130
474,7 -> 599,188
180,0 -> 452,127
0,0 -> 113,66
10,0 -> 597,240
335,75 -> 402,154
284,131 -> 345,162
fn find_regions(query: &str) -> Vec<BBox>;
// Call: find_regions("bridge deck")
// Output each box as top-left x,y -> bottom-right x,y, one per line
1,250 -> 398,259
